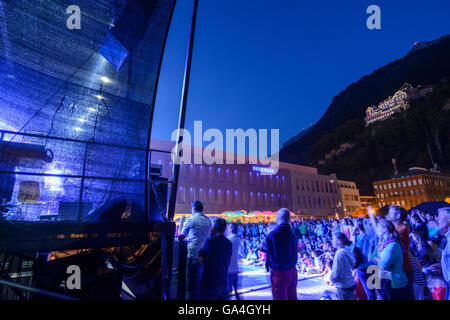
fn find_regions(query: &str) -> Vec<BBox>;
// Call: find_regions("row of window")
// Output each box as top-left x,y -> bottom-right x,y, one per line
180,165 -> 287,190
424,178 -> 450,187
375,177 -> 450,191
345,205 -> 358,213
339,184 -> 356,189
295,178 -> 335,194
177,186 -> 288,207
343,194 -> 359,201
378,199 -> 424,208
377,189 -> 425,198
366,110 -> 398,123
375,179 -> 423,190
296,195 -> 337,210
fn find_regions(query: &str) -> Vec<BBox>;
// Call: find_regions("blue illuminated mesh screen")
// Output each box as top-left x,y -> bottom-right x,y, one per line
0,0 -> 174,222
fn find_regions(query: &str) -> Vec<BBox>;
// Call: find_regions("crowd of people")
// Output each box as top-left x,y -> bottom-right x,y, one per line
177,200 -> 450,300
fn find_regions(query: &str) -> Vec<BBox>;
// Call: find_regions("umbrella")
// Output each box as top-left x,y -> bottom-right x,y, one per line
409,201 -> 449,215
351,207 -> 367,217
222,211 -> 236,216
222,211 -> 246,216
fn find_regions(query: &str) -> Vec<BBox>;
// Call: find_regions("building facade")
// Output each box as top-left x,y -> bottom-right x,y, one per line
175,163 -> 293,215
373,168 -> 450,209
150,141 -> 358,217
365,83 -> 433,126
360,195 -> 377,212
288,164 -> 340,217
337,180 -> 362,216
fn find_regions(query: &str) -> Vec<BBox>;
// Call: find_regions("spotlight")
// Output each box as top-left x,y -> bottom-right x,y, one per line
93,94 -> 105,100
74,127 -> 83,132
88,107 -> 97,112
100,76 -> 112,84
77,118 -> 87,122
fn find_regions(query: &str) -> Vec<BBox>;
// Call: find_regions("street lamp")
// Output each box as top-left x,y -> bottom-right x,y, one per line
330,173 -> 344,218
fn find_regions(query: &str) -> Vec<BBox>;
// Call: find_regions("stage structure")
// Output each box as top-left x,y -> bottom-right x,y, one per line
0,0 -> 196,300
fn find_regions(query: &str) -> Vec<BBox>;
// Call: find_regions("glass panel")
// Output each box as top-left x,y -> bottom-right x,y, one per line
1,172 -> 81,221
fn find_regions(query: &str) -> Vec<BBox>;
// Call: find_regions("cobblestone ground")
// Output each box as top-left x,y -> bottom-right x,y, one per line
232,263 -> 336,300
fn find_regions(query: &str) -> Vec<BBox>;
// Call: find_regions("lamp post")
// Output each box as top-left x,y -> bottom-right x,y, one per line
330,173 -> 344,218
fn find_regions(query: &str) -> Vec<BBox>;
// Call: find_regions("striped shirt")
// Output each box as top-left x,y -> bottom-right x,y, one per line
409,252 -> 426,286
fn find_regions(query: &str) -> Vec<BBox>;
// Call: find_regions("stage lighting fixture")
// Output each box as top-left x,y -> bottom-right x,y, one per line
100,76 -> 112,84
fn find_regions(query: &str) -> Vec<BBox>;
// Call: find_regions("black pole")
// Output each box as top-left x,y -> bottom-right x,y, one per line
167,0 -> 199,222
162,0 -> 198,300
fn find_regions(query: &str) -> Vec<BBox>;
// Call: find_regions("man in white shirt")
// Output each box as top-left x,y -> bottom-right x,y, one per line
178,200 -> 212,300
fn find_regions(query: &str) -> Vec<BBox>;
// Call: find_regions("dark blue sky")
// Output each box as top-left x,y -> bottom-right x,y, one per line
152,0 -> 450,152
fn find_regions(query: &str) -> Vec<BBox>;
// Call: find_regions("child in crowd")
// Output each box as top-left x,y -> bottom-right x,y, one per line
242,248 -> 258,265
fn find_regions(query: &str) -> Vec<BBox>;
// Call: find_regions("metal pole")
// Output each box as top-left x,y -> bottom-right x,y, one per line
77,142 -> 89,223
426,142 -> 437,170
162,0 -> 198,300
167,0 -> 199,222
0,277 -> 79,300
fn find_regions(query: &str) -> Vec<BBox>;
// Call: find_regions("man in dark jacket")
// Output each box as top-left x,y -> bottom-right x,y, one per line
260,208 -> 298,300
199,218 -> 232,300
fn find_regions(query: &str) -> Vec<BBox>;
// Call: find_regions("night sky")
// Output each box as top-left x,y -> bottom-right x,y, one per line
152,0 -> 450,152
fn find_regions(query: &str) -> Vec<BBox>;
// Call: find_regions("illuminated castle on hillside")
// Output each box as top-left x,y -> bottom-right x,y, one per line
365,83 -> 433,126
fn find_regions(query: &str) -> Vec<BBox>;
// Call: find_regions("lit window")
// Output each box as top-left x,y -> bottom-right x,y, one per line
177,187 -> 185,204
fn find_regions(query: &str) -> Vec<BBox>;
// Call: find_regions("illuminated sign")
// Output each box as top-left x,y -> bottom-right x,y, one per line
252,166 -> 276,174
